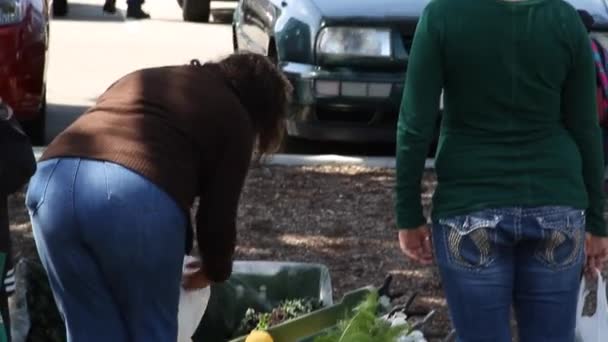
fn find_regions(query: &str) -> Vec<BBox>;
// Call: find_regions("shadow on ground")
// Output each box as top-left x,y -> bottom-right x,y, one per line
154,8 -> 234,24
51,2 -> 126,22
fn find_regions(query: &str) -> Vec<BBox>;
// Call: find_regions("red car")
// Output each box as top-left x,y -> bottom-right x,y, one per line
0,0 -> 50,144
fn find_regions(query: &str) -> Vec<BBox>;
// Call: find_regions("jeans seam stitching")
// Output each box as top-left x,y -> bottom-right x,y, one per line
71,159 -> 81,229
104,162 -> 110,200
32,159 -> 61,214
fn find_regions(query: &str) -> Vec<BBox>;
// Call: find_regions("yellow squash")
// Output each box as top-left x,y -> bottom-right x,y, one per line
245,330 -> 274,342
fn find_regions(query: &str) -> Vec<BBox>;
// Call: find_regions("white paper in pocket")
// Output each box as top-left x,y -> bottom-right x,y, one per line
575,269 -> 608,342
177,256 -> 211,342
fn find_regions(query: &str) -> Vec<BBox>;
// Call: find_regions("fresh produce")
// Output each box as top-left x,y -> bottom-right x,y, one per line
237,298 -> 323,335
313,292 -> 405,342
383,312 -> 426,342
245,330 -> 274,342
396,331 -> 426,342
313,292 -> 427,342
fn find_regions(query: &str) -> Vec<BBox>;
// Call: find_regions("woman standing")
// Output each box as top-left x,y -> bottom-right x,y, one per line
25,53 -> 291,342
395,0 -> 608,341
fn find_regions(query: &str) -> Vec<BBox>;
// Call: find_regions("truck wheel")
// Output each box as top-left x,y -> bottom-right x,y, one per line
52,0 -> 68,16
182,0 -> 211,23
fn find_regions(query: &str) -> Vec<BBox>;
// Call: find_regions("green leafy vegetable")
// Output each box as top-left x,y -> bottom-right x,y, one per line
314,292 -> 407,342
237,298 -> 323,336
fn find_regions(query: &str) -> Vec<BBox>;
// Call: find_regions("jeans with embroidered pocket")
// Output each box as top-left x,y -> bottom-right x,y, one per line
433,206 -> 585,342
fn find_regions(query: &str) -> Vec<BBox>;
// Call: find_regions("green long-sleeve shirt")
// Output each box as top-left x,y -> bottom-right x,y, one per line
395,0 -> 607,236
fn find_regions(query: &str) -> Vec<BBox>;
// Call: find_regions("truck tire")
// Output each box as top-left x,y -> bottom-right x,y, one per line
182,0 -> 211,23
52,0 -> 68,16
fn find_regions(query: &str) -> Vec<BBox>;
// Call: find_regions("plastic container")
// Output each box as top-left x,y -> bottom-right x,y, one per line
192,261 -> 333,342
230,286 -> 374,342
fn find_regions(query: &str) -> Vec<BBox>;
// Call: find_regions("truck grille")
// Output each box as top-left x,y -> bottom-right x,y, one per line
401,34 -> 414,52
316,106 -> 398,125
395,21 -> 417,53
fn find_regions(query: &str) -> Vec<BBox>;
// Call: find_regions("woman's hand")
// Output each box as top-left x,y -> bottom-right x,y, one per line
182,259 -> 211,290
585,233 -> 608,278
398,225 -> 433,265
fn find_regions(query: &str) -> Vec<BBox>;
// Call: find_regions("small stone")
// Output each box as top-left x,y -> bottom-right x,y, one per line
261,167 -> 273,178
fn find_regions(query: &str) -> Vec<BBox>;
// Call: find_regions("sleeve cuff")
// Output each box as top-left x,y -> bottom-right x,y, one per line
586,213 -> 608,236
396,212 -> 427,230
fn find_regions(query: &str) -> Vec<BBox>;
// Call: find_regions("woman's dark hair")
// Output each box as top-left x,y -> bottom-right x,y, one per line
577,10 -> 594,33
215,52 -> 293,157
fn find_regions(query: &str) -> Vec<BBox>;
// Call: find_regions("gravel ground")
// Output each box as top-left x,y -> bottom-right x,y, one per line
9,163 -> 606,341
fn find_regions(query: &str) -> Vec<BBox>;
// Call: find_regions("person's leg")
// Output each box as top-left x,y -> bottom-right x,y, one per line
433,210 -> 515,342
514,207 -> 584,342
103,0 -> 117,14
26,159 -> 129,342
126,0 -> 150,19
74,160 -> 186,342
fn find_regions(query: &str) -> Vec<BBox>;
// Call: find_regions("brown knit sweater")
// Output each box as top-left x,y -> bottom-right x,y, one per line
41,64 -> 255,282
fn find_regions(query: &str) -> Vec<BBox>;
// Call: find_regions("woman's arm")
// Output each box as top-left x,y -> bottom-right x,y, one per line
395,3 -> 443,230
562,20 -> 607,237
195,121 -> 254,283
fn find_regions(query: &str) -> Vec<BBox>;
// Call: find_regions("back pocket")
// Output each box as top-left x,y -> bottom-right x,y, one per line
534,208 -> 585,270
438,212 -> 503,270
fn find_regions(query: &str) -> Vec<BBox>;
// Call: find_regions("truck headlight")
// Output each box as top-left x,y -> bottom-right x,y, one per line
317,27 -> 391,58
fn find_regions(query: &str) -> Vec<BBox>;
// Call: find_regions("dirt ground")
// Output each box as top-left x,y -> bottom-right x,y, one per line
233,165 -> 448,338
8,164 -> 604,341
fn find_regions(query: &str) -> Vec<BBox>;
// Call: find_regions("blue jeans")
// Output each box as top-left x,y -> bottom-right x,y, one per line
433,206 -> 585,342
25,158 -> 187,342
